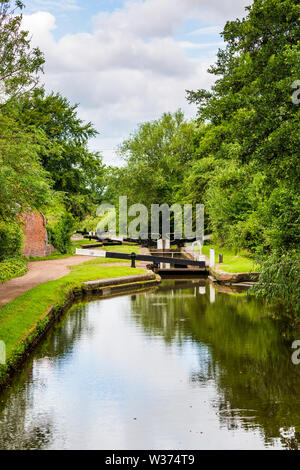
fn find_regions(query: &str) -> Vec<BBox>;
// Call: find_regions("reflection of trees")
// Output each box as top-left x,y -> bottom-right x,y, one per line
0,302 -> 94,450
0,380 -> 53,449
130,280 -> 208,345
35,302 -> 94,361
131,281 -> 300,449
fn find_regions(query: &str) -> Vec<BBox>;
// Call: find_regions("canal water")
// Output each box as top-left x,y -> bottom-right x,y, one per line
0,280 -> 299,450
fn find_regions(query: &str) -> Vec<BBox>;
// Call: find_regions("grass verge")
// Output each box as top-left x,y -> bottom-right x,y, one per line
102,244 -> 140,254
202,245 -> 258,273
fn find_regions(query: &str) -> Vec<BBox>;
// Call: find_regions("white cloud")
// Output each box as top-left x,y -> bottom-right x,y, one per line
22,0 -> 252,164
93,0 -> 250,39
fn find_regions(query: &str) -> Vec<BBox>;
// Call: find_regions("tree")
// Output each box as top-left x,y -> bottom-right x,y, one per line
0,1 -> 51,221
0,113 -> 52,220
0,0 -> 44,102
186,0 -> 300,252
14,89 -> 105,218
108,110 -> 196,209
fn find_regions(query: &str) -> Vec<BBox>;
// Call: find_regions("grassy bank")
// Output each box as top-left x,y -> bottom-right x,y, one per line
0,262 -> 145,385
202,245 -> 258,273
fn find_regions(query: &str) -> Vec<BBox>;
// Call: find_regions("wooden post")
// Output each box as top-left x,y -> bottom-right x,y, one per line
218,254 -> 223,264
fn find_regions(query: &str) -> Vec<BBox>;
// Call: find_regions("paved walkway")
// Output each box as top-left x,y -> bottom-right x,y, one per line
0,248 -> 151,308
0,256 -> 100,308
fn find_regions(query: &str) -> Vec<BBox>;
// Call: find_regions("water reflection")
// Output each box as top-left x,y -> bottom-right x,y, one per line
131,281 -> 300,449
0,281 -> 299,449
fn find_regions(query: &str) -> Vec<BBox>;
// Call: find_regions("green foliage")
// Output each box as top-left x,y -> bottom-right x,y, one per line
185,0 -> 300,253
0,256 -> 27,283
48,213 -> 74,254
0,113 -> 53,221
105,110 -> 196,209
0,3 -> 54,227
0,1 -> 44,102
0,2 -> 104,228
0,220 -> 23,261
77,214 -> 103,232
251,252 -> 300,324
15,89 -> 105,218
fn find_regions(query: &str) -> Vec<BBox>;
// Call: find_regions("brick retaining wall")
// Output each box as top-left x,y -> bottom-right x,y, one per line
22,212 -> 54,258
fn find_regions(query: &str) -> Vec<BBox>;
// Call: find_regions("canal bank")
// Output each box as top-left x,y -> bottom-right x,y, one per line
181,245 -> 260,285
0,265 -> 160,391
209,266 -> 260,284
0,279 -> 299,450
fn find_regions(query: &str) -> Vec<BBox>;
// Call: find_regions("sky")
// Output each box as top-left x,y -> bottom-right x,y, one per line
22,0 -> 252,165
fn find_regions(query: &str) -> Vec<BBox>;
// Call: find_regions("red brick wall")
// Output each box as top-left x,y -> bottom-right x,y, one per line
22,212 -> 54,258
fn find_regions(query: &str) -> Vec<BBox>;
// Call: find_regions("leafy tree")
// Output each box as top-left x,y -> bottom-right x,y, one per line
0,1 -> 52,221
0,0 -> 44,102
186,0 -> 300,252
107,110 -> 196,209
14,89 -> 105,218
0,113 -> 52,221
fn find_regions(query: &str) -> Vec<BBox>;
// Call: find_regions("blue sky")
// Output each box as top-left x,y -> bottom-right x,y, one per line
26,1 -> 125,37
25,1 -> 224,54
23,0 -> 251,164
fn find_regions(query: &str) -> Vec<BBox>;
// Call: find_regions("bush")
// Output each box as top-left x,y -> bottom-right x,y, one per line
0,256 -> 27,283
251,251 -> 300,325
48,213 -> 74,254
75,214 -> 103,233
0,221 -> 23,261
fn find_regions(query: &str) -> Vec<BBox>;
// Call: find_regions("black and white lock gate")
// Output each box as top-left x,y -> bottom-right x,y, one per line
75,249 -> 206,270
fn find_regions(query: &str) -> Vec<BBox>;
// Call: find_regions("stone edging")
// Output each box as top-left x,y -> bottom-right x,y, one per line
0,271 -> 160,391
210,266 -> 260,284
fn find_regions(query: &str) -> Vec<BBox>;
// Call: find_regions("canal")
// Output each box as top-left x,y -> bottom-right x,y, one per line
0,280 -> 299,450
